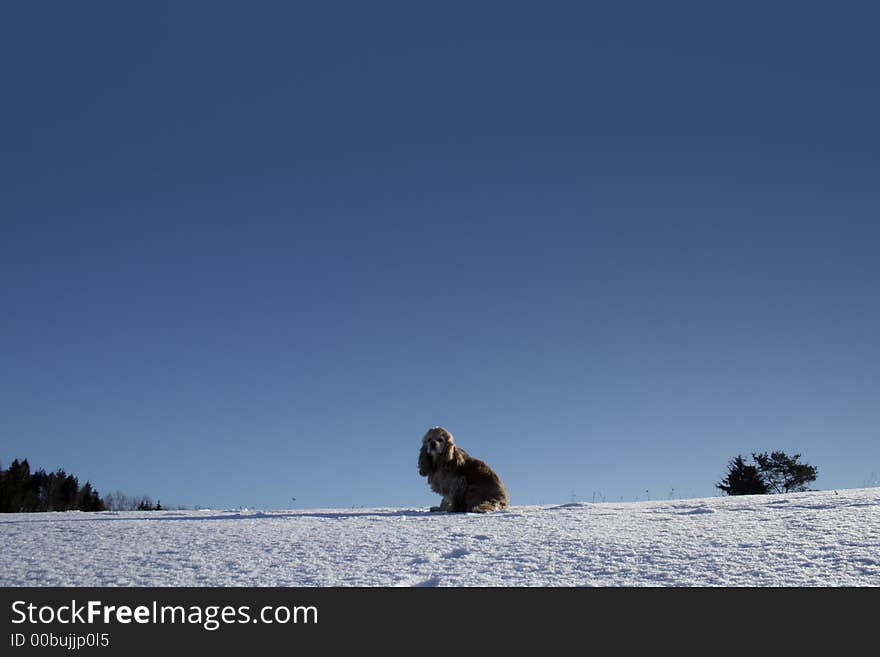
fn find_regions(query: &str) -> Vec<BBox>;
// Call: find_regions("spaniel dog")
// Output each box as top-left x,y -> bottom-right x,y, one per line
418,426 -> 509,513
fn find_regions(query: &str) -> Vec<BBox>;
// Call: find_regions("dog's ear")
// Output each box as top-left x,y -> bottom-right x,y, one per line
439,439 -> 454,464
450,444 -> 466,468
418,444 -> 432,476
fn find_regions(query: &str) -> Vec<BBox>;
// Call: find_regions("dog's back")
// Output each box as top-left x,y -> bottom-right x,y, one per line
458,451 -> 509,512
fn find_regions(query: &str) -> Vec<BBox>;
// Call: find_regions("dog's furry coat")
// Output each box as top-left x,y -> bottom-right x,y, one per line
418,427 -> 509,513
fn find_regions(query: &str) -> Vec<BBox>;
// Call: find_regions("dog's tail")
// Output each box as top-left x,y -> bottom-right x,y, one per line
468,499 -> 508,514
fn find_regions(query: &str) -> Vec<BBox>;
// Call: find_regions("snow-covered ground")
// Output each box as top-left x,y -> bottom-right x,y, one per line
2,488 -> 878,586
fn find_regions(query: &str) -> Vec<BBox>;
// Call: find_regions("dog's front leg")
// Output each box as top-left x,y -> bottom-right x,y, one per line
447,478 -> 469,513
430,497 -> 454,512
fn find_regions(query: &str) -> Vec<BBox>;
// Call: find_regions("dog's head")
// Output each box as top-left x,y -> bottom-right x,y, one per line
418,426 -> 456,475
423,426 -> 454,458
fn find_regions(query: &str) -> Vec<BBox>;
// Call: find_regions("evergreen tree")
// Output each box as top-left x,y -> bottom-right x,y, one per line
5,459 -> 31,511
716,455 -> 769,495
752,451 -> 818,494
46,469 -> 70,511
31,468 -> 49,511
77,482 -> 104,511
59,473 -> 80,509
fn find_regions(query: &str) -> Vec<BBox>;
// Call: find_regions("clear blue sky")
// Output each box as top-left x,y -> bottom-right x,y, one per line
2,2 -> 878,509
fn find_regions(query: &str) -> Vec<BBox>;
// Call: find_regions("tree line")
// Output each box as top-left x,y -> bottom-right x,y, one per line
0,459 -> 165,513
0,459 -> 104,512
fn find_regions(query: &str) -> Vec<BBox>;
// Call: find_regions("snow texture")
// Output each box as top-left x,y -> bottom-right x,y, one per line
2,488 -> 878,586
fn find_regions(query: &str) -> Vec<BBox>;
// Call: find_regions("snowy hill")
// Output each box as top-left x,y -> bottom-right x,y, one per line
2,488 -> 878,586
